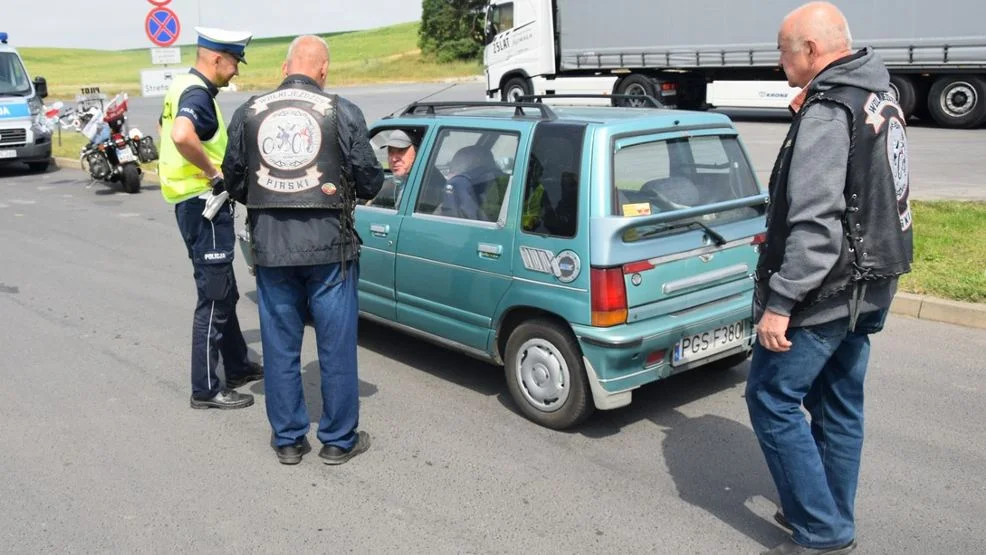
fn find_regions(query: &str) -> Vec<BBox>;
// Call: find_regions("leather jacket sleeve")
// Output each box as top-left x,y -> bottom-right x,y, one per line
336,97 -> 384,200
221,101 -> 251,204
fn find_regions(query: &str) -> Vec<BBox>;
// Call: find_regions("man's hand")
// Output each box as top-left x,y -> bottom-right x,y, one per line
209,173 -> 225,196
757,309 -> 793,352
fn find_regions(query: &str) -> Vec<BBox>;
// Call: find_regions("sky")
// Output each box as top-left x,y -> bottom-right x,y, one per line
3,0 -> 423,49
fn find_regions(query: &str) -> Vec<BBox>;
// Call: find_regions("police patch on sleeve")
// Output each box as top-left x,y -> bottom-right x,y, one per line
886,117 -> 912,231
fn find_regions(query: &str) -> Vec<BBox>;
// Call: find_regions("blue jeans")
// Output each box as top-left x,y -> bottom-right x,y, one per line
256,262 -> 360,449
746,309 -> 888,548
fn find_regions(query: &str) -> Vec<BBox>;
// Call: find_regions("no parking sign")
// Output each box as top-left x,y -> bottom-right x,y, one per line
144,0 -> 180,47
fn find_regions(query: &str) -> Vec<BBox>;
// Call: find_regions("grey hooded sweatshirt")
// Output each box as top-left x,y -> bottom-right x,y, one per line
760,48 -> 899,328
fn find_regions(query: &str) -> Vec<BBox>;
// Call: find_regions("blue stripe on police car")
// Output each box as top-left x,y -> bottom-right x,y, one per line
0,100 -> 30,119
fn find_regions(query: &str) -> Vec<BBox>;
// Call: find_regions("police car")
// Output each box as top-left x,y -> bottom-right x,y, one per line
0,32 -> 52,172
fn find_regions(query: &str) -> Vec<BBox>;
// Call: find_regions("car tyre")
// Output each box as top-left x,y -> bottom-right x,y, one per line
504,318 -> 593,429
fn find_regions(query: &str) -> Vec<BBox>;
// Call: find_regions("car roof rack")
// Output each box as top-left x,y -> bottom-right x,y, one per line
519,94 -> 662,108
400,101 -> 557,120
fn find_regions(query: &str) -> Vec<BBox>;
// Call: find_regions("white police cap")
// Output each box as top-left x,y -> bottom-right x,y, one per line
195,27 -> 252,63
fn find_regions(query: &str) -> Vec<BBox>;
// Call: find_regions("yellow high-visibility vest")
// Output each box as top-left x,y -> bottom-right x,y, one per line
158,73 -> 228,204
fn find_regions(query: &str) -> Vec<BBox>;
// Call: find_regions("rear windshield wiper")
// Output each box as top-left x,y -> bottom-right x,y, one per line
638,219 -> 727,246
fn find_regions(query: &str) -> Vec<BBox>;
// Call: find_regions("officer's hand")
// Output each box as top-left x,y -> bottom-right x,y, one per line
757,309 -> 793,353
209,174 -> 225,196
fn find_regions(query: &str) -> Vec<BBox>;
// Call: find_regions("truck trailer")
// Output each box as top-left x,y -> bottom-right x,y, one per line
483,0 -> 986,128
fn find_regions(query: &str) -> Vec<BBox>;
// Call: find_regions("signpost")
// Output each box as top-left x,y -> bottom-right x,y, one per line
141,0 -> 182,97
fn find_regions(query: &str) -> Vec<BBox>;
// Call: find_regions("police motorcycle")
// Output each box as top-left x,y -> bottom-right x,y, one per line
50,89 -> 158,193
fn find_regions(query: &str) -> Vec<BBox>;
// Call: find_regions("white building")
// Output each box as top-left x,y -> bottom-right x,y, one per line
4,0 -> 422,49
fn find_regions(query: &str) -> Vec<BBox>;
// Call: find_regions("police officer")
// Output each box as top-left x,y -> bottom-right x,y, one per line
223,35 -> 383,465
158,27 -> 263,410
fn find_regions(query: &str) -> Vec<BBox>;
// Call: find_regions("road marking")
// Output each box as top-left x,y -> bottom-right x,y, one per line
10,199 -> 37,205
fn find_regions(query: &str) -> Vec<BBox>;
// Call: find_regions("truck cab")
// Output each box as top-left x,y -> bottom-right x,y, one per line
0,32 -> 53,172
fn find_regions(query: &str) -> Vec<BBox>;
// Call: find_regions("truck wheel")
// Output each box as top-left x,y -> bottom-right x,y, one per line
889,75 -> 917,120
121,163 -> 141,194
614,74 -> 660,107
501,76 -> 532,102
504,319 -> 593,429
927,75 -> 986,128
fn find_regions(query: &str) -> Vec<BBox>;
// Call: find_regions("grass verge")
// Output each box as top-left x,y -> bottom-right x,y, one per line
899,201 -> 986,303
21,22 -> 482,97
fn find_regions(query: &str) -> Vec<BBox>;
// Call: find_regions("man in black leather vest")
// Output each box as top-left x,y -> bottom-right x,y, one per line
746,3 -> 913,554
223,35 -> 383,466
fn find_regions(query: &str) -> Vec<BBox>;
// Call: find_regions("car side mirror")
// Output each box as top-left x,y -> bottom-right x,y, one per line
33,76 -> 48,99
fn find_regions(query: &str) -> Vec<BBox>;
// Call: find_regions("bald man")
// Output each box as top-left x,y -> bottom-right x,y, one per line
223,35 -> 383,466
746,3 -> 913,554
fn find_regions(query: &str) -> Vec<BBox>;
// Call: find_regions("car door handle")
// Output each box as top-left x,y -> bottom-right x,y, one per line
370,224 -> 390,237
478,243 -> 503,258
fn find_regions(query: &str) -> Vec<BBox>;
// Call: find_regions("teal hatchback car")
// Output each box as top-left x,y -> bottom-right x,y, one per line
352,99 -> 767,429
239,99 -> 768,429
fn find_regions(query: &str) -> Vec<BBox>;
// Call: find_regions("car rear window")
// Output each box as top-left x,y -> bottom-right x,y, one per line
612,134 -> 763,234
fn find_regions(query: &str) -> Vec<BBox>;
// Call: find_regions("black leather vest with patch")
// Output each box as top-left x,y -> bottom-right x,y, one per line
243,81 -> 349,210
756,86 -> 914,314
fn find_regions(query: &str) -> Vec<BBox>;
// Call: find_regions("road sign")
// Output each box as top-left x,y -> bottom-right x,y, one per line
145,7 -> 180,47
151,47 -> 181,65
140,67 -> 189,97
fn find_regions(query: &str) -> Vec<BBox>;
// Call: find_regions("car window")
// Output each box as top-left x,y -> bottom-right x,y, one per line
414,128 -> 519,222
521,123 -> 586,238
612,134 -> 762,231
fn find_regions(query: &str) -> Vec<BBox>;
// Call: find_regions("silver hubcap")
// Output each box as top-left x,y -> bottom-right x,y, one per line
515,338 -> 570,412
941,81 -> 977,117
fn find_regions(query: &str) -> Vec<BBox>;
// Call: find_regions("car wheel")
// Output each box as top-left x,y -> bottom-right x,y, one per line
504,318 -> 593,429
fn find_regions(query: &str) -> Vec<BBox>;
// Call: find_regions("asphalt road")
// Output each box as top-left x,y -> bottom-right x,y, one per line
93,80 -> 986,201
1,157 -> 985,552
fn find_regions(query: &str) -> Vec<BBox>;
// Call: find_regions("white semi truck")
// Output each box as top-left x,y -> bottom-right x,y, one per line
483,0 -> 986,128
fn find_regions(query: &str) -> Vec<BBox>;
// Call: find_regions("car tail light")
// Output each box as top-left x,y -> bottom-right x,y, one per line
661,82 -> 677,92
751,233 -> 767,245
591,267 -> 627,327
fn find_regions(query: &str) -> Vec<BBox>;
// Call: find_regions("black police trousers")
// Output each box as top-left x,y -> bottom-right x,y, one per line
174,196 -> 251,399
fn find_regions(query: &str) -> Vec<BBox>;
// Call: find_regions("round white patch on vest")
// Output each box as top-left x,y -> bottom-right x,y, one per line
257,107 -> 322,171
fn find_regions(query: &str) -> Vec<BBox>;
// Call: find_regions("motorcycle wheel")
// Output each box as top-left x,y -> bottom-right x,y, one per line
121,163 -> 141,194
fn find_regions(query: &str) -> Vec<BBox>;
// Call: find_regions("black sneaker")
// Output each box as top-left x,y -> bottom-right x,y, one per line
318,431 -> 371,465
774,510 -> 793,531
189,388 -> 254,410
226,361 -> 264,389
275,437 -> 311,465
761,538 -> 856,555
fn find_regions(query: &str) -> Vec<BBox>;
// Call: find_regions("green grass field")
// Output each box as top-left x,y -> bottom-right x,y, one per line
20,22 -> 481,97
899,201 -> 986,303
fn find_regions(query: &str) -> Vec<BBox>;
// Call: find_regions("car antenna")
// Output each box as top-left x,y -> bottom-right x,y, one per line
387,82 -> 458,118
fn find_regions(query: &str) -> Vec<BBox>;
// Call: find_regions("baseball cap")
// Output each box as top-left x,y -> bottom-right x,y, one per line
379,130 -> 414,149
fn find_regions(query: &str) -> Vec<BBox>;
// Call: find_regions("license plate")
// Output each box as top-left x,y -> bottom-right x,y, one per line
0,149 -> 15,159
117,147 -> 135,163
672,320 -> 748,366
